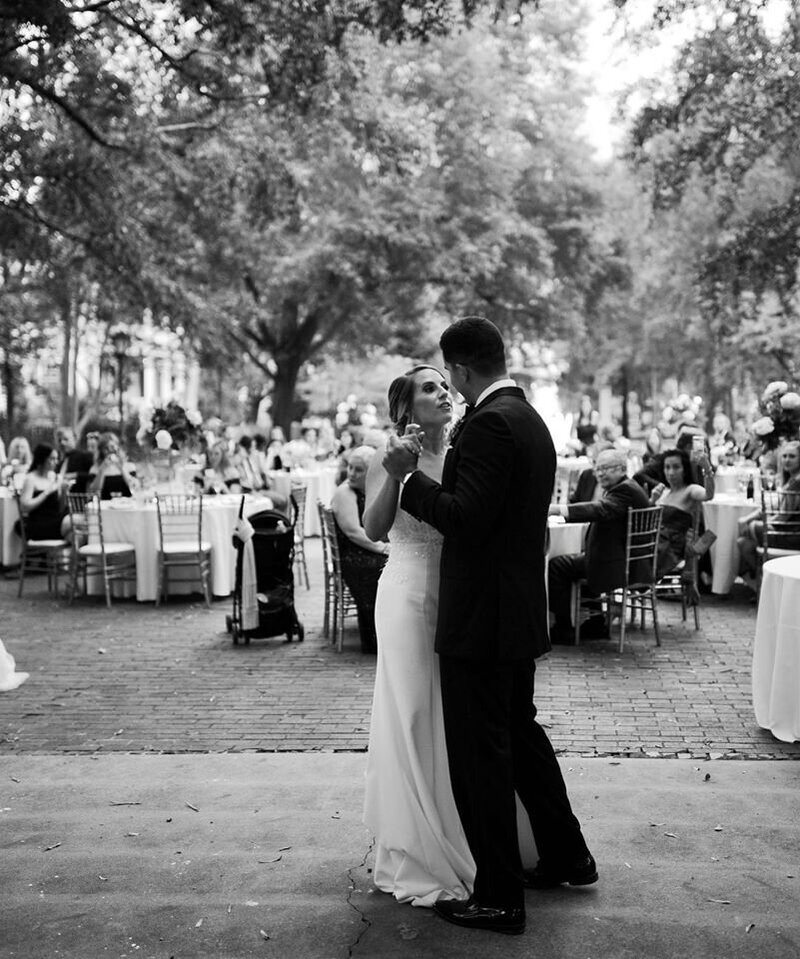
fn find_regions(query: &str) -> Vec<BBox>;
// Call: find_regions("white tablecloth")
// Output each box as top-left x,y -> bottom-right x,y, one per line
548,519 -> 588,558
702,494 -> 755,594
752,555 -> 800,742
267,467 -> 339,536
0,488 -> 21,567
93,495 -> 269,601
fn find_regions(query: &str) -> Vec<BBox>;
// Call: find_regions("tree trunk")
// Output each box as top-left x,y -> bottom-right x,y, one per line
271,351 -> 303,435
59,294 -> 73,427
3,354 -> 15,440
619,365 -> 630,437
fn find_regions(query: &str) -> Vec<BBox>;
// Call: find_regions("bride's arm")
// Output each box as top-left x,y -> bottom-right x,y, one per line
363,439 -> 400,541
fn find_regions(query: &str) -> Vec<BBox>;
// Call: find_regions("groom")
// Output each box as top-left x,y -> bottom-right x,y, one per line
383,316 -> 596,935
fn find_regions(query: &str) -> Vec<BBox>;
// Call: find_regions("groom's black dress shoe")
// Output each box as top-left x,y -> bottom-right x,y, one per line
433,898 -> 525,935
523,853 -> 598,889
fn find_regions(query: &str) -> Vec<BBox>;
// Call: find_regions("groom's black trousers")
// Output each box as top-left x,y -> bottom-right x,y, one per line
439,656 -> 589,909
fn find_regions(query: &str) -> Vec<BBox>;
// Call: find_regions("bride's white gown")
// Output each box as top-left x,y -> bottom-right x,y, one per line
363,455 -> 475,907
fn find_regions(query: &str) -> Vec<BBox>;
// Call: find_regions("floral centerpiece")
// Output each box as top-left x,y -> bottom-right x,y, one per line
751,381 -> 800,451
136,401 -> 204,488
137,400 -> 203,450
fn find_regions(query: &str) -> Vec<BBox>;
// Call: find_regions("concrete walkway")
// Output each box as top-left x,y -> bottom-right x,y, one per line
3,754 -> 799,959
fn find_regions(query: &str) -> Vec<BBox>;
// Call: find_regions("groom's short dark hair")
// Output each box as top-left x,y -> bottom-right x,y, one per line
440,316 -> 506,377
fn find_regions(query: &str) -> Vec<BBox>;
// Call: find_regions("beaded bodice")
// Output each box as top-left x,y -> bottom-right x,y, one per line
387,450 -> 444,561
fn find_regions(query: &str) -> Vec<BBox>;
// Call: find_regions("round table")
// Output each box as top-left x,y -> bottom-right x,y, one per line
752,555 -> 800,742
94,494 -> 270,601
702,494 -> 756,594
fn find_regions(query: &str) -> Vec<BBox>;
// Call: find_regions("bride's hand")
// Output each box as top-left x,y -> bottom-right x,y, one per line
402,423 -> 424,456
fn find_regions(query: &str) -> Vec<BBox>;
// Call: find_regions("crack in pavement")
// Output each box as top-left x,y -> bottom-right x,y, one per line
346,836 -> 375,957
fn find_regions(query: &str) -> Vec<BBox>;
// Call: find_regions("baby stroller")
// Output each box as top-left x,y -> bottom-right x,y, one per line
226,496 -> 304,645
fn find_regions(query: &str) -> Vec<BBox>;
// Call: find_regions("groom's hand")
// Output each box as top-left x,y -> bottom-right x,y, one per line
383,432 -> 419,481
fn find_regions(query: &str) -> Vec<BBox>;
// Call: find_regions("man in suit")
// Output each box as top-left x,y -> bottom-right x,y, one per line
383,317 -> 595,936
569,441 -> 615,505
54,427 -> 94,494
548,448 -> 651,644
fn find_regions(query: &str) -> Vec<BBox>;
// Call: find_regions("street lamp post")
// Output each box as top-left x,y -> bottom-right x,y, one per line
110,327 -> 132,436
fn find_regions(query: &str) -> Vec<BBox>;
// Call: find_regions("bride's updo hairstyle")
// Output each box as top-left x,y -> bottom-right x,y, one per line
388,365 -> 444,436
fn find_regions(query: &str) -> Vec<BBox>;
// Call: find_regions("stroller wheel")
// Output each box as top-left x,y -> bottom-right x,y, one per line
225,615 -> 233,633
297,622 -> 305,642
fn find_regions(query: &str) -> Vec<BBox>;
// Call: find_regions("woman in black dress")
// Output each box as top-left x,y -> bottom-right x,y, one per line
18,444 -> 65,539
331,446 -> 389,653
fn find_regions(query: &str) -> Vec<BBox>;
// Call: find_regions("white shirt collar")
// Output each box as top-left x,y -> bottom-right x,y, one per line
475,378 -> 517,408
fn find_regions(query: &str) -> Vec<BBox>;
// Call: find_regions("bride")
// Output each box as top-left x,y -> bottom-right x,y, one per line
362,365 -> 475,907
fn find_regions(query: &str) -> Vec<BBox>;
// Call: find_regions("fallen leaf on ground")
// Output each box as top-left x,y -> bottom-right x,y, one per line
97,648 -> 106,654
746,923 -> 755,933
714,825 -> 723,832
649,822 -> 666,827
109,801 -> 141,806
258,856 -> 282,863
98,875 -> 108,881
10,776 -> 20,783
195,918 -> 203,928
704,773 -> 711,781
125,832 -> 139,837
279,845 -> 292,851
44,842 -> 61,851
259,930 -> 270,940
664,832 -> 678,839
707,899 -> 731,904
186,802 -> 199,812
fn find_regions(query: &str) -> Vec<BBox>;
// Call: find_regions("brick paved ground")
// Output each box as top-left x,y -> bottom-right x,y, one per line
1,539 -> 798,759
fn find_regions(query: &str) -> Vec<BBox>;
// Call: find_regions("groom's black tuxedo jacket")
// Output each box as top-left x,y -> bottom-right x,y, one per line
401,386 -> 554,662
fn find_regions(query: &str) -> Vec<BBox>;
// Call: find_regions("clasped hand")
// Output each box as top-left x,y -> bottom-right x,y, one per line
383,425 -> 423,481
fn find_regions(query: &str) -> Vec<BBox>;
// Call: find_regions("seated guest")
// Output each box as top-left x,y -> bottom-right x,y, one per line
633,429 -> 702,494
650,447 -> 714,579
266,427 -> 286,471
252,433 -> 270,478
200,440 -> 241,493
737,440 -> 800,593
330,446 -> 390,654
17,444 -> 66,540
548,449 -> 651,644
335,427 -> 360,484
88,432 -> 134,499
84,430 -> 101,465
55,426 -> 94,493
1,436 -> 32,487
233,435 -> 264,491
569,441 -> 615,505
